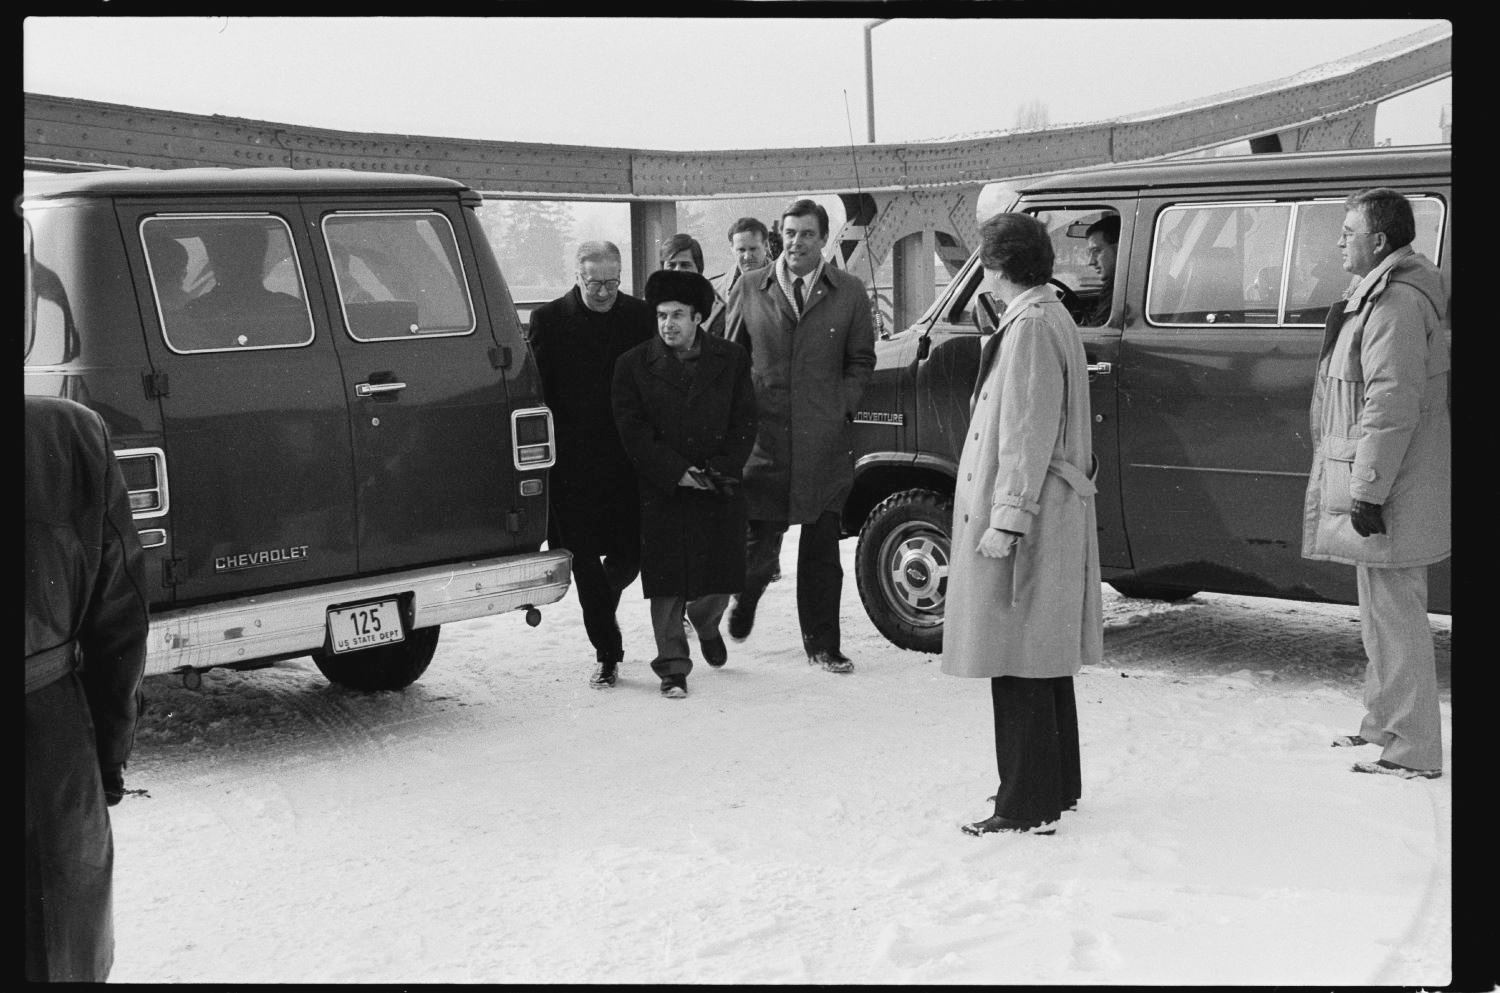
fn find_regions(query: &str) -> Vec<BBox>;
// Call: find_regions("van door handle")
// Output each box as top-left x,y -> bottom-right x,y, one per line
1087,362 -> 1113,376
356,380 -> 407,397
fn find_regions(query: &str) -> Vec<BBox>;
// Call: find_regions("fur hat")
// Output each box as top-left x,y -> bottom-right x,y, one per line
644,269 -> 714,320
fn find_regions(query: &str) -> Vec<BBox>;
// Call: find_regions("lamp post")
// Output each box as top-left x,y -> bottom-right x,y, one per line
864,18 -> 891,143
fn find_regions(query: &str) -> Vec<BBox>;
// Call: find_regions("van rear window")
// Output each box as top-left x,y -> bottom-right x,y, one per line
322,211 -> 476,341
141,215 -> 315,353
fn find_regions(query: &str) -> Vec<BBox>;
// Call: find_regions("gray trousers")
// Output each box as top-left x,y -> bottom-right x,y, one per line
1357,564 -> 1442,771
649,594 -> 731,678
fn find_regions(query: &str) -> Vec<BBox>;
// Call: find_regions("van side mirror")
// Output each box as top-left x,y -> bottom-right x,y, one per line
973,291 -> 1001,334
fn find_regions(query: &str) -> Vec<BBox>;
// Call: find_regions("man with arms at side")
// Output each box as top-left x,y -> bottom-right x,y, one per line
1304,188 -> 1450,780
26,396 -> 149,981
528,241 -> 656,689
725,198 -> 876,673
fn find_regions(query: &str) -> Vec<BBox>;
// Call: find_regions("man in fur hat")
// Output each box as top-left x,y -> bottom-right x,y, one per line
612,270 -> 757,698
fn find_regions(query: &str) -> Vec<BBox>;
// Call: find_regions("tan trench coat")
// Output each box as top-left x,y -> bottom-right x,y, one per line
941,286 -> 1103,679
1301,250 -> 1450,567
725,261 -> 876,524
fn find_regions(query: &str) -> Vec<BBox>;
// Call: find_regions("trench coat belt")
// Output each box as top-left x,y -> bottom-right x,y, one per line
1046,454 -> 1098,498
26,639 -> 78,694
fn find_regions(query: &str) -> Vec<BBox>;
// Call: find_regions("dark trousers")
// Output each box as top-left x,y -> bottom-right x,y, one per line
744,511 -> 843,653
564,533 -> 640,661
649,594 -> 731,678
990,675 -> 1081,823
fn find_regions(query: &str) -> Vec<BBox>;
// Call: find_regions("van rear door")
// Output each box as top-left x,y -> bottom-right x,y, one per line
300,198 -> 519,572
121,202 -> 359,602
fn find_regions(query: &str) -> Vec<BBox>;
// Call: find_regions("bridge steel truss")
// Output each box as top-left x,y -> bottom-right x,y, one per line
24,24 -> 1449,328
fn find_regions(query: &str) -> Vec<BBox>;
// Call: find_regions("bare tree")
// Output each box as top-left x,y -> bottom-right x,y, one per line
1014,99 -> 1050,131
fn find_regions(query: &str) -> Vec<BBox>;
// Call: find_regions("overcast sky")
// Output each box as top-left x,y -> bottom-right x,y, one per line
23,17 -> 1451,151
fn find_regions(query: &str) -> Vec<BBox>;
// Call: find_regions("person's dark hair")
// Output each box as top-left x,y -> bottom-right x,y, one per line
1085,214 -> 1120,245
727,216 -> 769,243
767,221 -> 784,259
1345,187 -> 1416,250
781,198 -> 829,239
978,212 -> 1054,287
658,233 -> 705,272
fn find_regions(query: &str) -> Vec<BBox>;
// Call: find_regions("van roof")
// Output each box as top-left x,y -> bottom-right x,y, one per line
1020,144 -> 1450,195
23,167 -> 469,200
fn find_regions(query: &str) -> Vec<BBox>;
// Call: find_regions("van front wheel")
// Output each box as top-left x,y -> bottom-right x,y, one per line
313,625 -> 440,691
855,489 -> 953,655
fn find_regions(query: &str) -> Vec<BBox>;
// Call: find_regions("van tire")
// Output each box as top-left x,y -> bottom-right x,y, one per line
855,489 -> 953,655
313,625 -> 440,691
1107,581 -> 1199,602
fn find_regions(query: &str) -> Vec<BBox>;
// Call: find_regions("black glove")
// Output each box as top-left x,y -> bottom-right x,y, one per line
101,764 -> 126,807
1350,499 -> 1386,538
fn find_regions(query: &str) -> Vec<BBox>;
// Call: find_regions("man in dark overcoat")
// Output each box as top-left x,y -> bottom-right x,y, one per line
528,241 -> 656,688
26,395 -> 149,981
725,198 -> 875,673
613,270 -> 757,698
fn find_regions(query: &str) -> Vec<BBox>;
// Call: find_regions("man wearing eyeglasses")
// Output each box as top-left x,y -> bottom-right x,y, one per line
528,241 -> 655,689
724,198 -> 876,674
1303,188 -> 1449,781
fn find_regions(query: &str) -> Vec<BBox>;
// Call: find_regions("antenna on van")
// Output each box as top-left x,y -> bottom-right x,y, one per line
843,89 -> 885,337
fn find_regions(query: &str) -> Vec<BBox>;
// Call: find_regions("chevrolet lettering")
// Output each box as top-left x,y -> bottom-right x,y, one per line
24,167 -> 572,691
215,545 -> 311,573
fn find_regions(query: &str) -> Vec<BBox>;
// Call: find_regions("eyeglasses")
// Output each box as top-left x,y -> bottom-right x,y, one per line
581,279 -> 621,293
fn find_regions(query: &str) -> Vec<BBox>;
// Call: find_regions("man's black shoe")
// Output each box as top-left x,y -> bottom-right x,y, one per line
701,634 -> 728,668
807,648 -> 854,674
660,674 -> 688,699
590,654 -> 620,688
727,593 -> 760,641
961,814 -> 1057,836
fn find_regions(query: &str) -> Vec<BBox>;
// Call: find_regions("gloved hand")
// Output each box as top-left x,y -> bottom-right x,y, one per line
1350,499 -> 1386,537
101,764 -> 126,806
703,468 -> 740,499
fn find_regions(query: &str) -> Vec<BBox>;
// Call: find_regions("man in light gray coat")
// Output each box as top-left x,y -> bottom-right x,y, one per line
725,199 -> 875,673
1303,187 -> 1450,780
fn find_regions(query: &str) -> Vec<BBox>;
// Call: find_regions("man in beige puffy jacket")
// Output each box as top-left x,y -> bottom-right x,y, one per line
1302,188 -> 1449,780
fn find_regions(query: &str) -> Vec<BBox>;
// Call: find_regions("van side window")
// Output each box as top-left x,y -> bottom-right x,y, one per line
141,215 -> 315,354
952,207 -> 1117,328
322,212 -> 476,341
25,221 -> 77,367
1284,197 -> 1446,326
1148,203 -> 1290,326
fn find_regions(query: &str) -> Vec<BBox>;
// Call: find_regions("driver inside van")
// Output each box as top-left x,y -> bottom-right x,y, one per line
174,224 -> 308,350
1081,215 -> 1119,327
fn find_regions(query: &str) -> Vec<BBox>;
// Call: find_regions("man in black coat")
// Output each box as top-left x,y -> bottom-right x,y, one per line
528,241 -> 656,688
25,395 -> 149,982
612,270 -> 757,698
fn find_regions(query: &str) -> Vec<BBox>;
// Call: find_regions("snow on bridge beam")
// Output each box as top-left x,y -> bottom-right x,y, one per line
24,25 -> 1448,196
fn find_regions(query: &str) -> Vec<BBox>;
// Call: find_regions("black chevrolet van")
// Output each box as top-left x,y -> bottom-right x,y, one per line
845,145 -> 1451,652
23,168 -> 571,689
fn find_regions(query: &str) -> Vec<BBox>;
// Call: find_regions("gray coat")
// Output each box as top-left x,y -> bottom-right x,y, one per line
940,287 -> 1103,679
725,261 -> 876,523
1301,250 -> 1450,567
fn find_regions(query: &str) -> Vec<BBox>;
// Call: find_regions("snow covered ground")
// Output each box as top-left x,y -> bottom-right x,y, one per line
109,535 -> 1452,985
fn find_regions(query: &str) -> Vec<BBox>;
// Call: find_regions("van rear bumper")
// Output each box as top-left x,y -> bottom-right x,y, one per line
144,550 -> 573,676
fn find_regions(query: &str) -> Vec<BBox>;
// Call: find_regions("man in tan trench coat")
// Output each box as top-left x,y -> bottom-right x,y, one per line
1304,188 -> 1450,780
724,198 -> 875,673
942,213 -> 1102,836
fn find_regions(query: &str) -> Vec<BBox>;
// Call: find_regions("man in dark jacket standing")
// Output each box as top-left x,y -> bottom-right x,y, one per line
26,395 -> 149,982
529,241 -> 656,688
613,270 -> 757,698
725,198 -> 876,673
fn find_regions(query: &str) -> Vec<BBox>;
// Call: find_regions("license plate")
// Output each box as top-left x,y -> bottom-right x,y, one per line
326,599 -> 405,654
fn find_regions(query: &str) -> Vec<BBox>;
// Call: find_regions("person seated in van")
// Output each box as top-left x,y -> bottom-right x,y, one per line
175,224 -> 307,350
659,233 -> 726,338
1081,215 -> 1120,327
611,269 -> 756,698
146,234 -> 193,317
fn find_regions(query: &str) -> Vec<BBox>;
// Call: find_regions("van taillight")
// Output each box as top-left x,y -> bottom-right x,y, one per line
115,448 -> 170,519
511,407 -> 556,470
